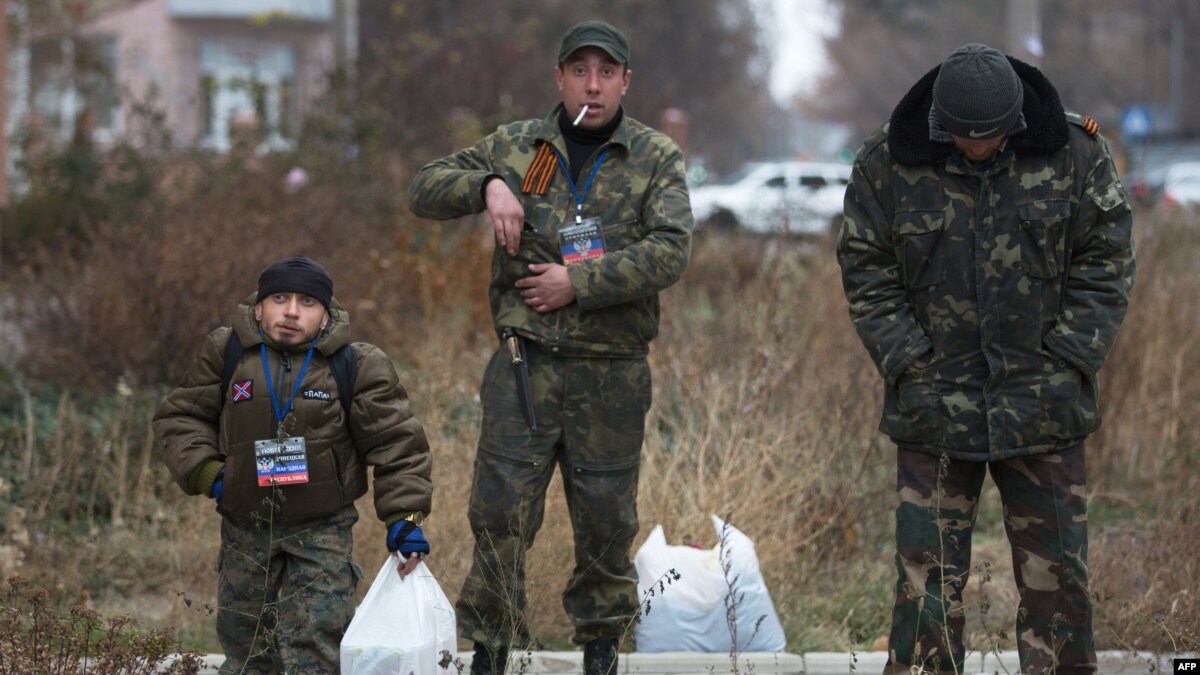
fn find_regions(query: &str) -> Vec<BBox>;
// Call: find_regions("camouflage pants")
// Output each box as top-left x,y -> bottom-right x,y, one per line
885,445 -> 1094,675
216,503 -> 361,674
457,344 -> 652,648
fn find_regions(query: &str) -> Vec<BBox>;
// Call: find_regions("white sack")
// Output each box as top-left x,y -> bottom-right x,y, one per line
340,559 -> 457,674
634,515 -> 786,653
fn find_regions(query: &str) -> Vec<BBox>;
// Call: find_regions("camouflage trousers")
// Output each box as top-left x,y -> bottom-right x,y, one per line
457,343 -> 652,648
885,445 -> 1094,675
216,503 -> 361,674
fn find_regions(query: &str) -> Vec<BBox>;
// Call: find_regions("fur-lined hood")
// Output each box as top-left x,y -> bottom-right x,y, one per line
887,55 -> 1069,166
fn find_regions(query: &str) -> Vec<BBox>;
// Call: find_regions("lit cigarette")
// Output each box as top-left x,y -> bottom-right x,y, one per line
573,105 -> 589,126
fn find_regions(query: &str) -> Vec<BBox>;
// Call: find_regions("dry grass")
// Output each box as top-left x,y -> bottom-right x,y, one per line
1,195 -> 1198,659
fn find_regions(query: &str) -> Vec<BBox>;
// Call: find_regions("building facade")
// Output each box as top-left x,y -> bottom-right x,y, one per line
16,0 -> 352,153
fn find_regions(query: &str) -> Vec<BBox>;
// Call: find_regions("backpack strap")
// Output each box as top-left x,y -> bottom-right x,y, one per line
327,343 -> 359,416
220,330 -> 246,409
220,329 -> 358,416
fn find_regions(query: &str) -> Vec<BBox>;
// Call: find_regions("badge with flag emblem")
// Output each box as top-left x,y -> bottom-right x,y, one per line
560,217 -> 606,265
231,379 -> 253,403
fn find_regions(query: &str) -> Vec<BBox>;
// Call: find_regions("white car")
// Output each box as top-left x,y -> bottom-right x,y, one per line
1160,161 -> 1200,209
689,160 -> 852,234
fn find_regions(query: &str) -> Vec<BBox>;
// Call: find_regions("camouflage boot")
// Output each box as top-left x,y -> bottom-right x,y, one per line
583,638 -> 618,675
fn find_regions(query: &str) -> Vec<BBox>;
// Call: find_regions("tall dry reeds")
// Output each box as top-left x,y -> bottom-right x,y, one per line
2,193 -> 1198,657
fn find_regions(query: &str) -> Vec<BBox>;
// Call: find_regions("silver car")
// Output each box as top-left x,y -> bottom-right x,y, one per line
689,160 -> 852,234
1160,161 -> 1200,209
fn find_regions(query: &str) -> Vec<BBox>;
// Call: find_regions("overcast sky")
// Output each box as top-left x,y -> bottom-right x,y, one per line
764,0 -> 839,102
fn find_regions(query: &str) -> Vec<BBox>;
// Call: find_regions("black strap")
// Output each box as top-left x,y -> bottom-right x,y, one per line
221,330 -> 358,415
220,330 -> 246,409
327,340 -> 359,416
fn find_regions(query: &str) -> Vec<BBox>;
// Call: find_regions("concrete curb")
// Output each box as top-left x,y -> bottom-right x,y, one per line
192,649 -> 1194,674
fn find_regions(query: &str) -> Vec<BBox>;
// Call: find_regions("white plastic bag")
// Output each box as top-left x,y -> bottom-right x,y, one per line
634,515 -> 786,653
340,558 -> 458,675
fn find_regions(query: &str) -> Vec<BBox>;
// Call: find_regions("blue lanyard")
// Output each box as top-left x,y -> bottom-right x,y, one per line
261,341 -> 315,423
554,147 -> 608,223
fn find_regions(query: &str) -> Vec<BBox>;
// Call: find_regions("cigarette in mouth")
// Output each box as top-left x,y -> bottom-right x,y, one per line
573,105 -> 589,126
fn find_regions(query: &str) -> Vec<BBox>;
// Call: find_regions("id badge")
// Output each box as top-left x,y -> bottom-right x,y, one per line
254,436 -> 310,486
559,217 -> 606,265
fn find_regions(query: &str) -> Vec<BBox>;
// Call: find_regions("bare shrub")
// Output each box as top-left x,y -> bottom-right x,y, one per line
0,575 -> 204,674
2,179 -> 1197,657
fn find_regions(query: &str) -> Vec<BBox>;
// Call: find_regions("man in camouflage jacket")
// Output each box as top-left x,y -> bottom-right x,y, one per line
155,256 -> 432,674
837,44 -> 1134,675
408,20 -> 691,675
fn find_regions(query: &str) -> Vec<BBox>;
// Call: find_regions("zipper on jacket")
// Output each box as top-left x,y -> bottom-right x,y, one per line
974,174 -> 1005,456
279,351 -> 292,399
274,351 -> 292,436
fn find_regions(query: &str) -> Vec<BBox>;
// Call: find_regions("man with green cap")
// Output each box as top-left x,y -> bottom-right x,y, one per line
154,255 -> 433,674
837,43 -> 1135,674
408,19 -> 692,675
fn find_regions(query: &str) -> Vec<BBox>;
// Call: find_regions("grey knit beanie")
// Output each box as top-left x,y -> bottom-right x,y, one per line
932,43 -> 1024,140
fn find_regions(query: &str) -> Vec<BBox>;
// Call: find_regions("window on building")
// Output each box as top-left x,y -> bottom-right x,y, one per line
29,34 -> 121,146
198,39 -> 296,151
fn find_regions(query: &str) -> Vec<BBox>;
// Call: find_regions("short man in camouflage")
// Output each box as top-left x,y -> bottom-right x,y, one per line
408,20 -> 691,675
154,256 -> 433,674
837,44 -> 1135,675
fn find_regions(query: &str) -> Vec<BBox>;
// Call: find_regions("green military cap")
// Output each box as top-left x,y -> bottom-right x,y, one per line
557,20 -> 629,65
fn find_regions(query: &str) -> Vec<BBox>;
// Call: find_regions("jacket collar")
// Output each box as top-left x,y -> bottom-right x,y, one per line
886,55 -> 1069,167
538,102 -> 631,154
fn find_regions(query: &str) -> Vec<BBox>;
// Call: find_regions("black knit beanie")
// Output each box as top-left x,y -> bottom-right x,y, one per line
932,43 -> 1024,140
256,256 -> 333,311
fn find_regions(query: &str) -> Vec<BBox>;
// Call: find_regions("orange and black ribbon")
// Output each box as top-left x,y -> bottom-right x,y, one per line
1082,115 -> 1099,137
521,143 -> 557,195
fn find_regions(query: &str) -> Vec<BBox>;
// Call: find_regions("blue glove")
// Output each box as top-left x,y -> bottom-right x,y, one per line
210,468 -> 224,508
386,520 -> 430,556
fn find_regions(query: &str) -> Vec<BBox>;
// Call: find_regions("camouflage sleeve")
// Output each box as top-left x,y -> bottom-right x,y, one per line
1043,137 -> 1136,378
407,133 -> 497,220
566,143 -> 693,310
152,327 -> 228,495
837,158 -> 934,385
349,344 -> 433,522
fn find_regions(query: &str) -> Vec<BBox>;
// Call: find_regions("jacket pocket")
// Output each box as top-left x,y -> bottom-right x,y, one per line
880,367 -> 944,444
275,441 -> 344,521
495,226 -> 556,287
1033,349 -> 1099,441
893,210 -> 947,288
1016,200 -> 1071,279
599,217 -> 639,253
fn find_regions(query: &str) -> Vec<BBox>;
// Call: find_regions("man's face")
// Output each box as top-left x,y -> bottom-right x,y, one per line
255,292 -> 327,347
950,134 -> 1007,163
555,47 -> 631,130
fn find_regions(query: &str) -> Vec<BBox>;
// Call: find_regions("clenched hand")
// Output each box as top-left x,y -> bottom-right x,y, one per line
486,179 -> 525,256
516,263 -> 576,312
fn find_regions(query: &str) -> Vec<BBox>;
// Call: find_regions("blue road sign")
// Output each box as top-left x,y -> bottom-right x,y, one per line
1121,106 -> 1152,140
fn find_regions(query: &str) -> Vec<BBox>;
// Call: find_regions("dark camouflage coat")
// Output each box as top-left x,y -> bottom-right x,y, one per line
408,104 -> 693,357
838,57 -> 1135,461
154,294 -> 432,524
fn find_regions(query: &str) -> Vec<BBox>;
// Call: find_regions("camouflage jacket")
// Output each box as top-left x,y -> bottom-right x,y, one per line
837,57 -> 1135,460
408,104 -> 693,357
154,294 -> 432,524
